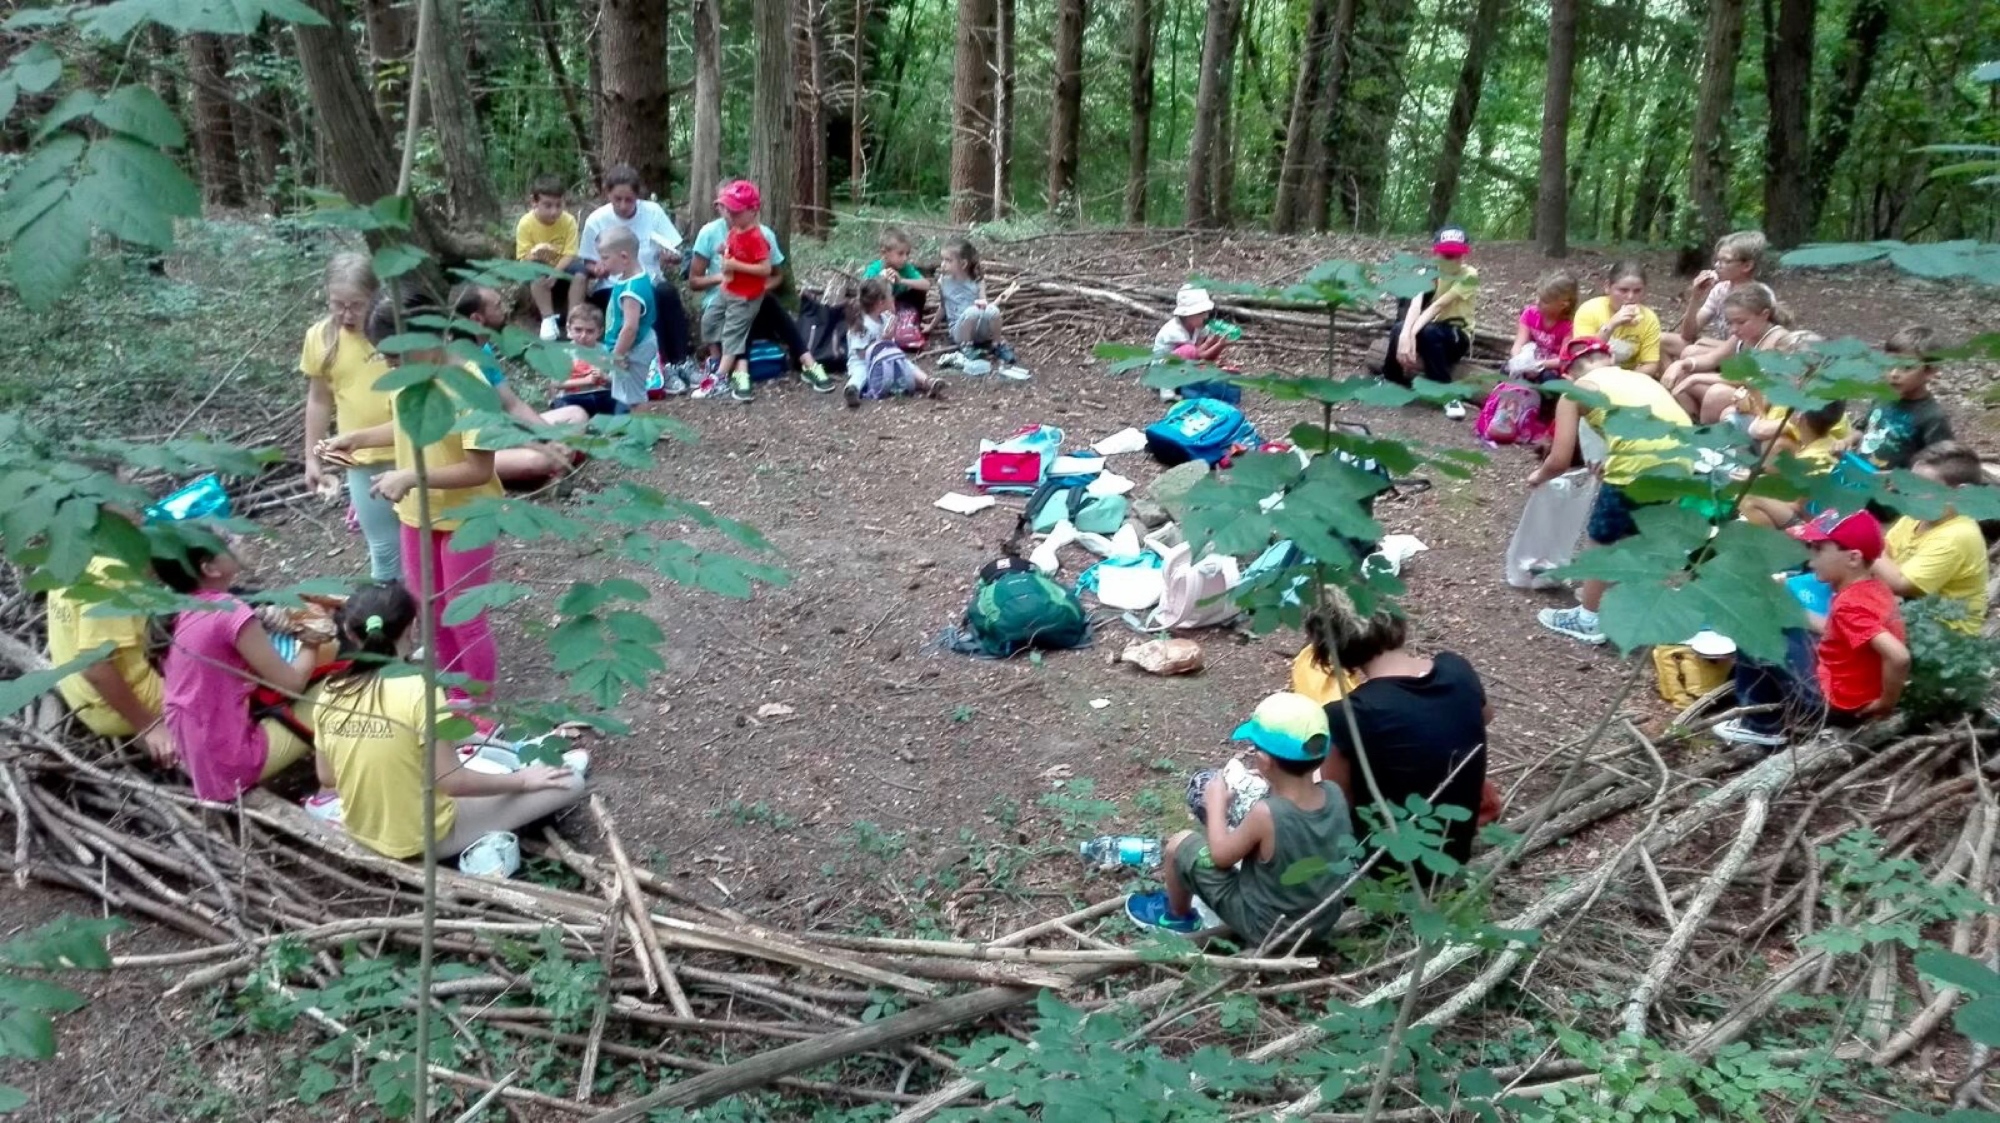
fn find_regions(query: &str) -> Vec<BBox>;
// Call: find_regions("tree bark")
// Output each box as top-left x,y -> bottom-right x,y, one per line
1536,0 -> 1578,256
1046,0 -> 1086,218
994,0 -> 1016,214
848,0 -> 867,203
753,0 -> 798,252
1302,0 -> 1358,229
526,0 -> 599,185
794,0 -> 830,236
600,0 -> 671,196
1808,0 -> 1885,229
420,0 -> 500,221
688,0 -> 723,219
1689,0 -> 1746,253
1270,0 -> 1332,232
1122,0 -> 1158,224
186,34 -> 246,209
948,0 -> 999,223
1425,0 -> 1505,232
357,0 -> 412,137
1321,0 -> 1412,230
1183,0 -> 1244,227
1761,0 -> 1815,248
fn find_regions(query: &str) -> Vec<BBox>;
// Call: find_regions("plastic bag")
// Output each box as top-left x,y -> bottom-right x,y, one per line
1119,638 -> 1203,676
1506,470 -> 1597,589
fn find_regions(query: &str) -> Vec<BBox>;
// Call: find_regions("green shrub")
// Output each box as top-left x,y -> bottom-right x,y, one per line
1899,597 -> 1998,729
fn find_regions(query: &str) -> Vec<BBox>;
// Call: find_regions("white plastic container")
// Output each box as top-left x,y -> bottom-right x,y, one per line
458,831 -> 521,878
1506,470 -> 1598,590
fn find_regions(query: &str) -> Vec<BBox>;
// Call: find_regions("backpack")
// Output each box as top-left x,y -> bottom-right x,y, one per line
1145,399 -> 1257,467
860,338 -> 921,399
962,558 -> 1090,657
798,292 -> 848,369
1145,541 -> 1241,630
747,339 -> 788,382
1025,480 -> 1130,536
1476,381 -> 1548,445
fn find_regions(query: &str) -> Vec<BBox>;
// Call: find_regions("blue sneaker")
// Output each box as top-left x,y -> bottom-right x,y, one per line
1125,891 -> 1199,934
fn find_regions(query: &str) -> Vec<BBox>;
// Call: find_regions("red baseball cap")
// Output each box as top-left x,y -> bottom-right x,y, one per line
716,179 -> 761,213
1790,510 -> 1885,562
1560,335 -> 1612,372
1433,226 -> 1471,257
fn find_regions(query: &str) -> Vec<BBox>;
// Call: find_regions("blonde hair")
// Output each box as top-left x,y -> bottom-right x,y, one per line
598,226 -> 639,257
1721,282 -> 1792,329
878,226 -> 912,253
1717,230 -> 1767,273
318,253 -> 381,377
1534,271 -> 1580,319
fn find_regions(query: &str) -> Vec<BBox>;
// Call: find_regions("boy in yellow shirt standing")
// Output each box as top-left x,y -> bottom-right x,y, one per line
516,175 -> 583,342
1873,442 -> 1990,633
46,557 -> 174,766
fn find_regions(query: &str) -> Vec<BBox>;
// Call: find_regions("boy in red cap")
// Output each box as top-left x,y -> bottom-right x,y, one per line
698,180 -> 774,403
1383,225 -> 1478,388
1719,510 -> 1910,747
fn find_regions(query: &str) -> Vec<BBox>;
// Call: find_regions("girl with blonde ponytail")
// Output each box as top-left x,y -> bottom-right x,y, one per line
299,254 -> 400,581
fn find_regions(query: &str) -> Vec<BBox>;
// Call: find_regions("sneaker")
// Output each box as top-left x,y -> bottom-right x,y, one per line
538,315 -> 562,343
690,374 -> 722,399
1444,400 -> 1467,420
730,369 -> 753,403
1537,605 -> 1606,646
993,342 -> 1017,365
937,350 -> 966,370
843,384 -> 861,408
962,358 -> 993,377
924,379 -> 946,400
661,374 -> 689,396
800,362 -> 835,393
1124,891 -> 1199,934
303,790 -> 344,824
1158,386 -> 1178,403
1715,718 -> 1787,748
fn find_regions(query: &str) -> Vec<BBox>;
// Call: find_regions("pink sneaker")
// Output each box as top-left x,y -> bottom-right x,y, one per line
345,504 -> 360,534
304,790 -> 344,824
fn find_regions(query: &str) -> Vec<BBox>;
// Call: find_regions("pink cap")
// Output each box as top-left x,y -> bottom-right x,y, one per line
717,180 -> 761,213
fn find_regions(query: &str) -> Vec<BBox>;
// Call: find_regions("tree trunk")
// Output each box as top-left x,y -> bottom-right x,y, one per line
1211,0 -> 1249,225
994,0 -> 1016,214
1689,0 -> 1746,253
753,0 -> 798,251
794,0 -> 830,237
1536,0 -> 1578,256
1761,0 -> 1815,248
1323,0 -> 1414,231
1424,0 -> 1505,231
688,0 -> 723,219
948,0 -> 998,223
1046,0 -> 1086,218
357,0 -> 412,137
186,34 -> 246,209
148,26 -> 180,109
1122,0 -> 1158,224
526,0 -> 599,185
600,0 -> 671,195
1183,0 -> 1244,227
1808,0 -> 1885,229
420,0 -> 500,221
1270,0 -> 1332,232
1302,0 -> 1358,229
848,0 -> 867,203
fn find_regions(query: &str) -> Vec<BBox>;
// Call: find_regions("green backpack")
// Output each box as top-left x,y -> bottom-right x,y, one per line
962,558 -> 1091,657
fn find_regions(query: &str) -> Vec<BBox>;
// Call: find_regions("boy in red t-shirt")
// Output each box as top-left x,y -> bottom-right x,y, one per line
1720,511 -> 1910,748
696,180 -> 774,403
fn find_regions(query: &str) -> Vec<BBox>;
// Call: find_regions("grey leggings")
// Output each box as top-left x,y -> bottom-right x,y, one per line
438,778 -> 589,856
347,465 -> 403,582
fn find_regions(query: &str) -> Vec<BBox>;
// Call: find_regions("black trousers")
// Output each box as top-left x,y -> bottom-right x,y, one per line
1381,296 -> 1470,384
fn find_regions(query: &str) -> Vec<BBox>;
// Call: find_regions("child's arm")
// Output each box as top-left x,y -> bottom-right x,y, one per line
1203,794 -> 1274,871
612,295 -> 643,360
433,738 -> 575,797
1678,271 -> 1718,340
495,382 -> 551,431
235,619 -> 322,697
373,448 -> 495,503
304,378 -> 336,489
1509,320 -> 1531,358
319,420 -> 396,457
729,258 -> 774,279
1527,396 -> 1582,486
1195,333 -> 1228,361
81,661 -> 175,766
1863,631 -> 1912,716
901,268 -> 931,292
314,749 -> 337,789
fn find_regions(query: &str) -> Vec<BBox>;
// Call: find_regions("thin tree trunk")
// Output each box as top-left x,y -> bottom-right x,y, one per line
1808,0 -> 1884,229
1212,0 -> 1249,224
600,0 -> 671,195
1046,0 -> 1086,218
849,0 -> 867,203
1324,0 -> 1414,230
949,0 -> 999,223
1424,0 -> 1504,231
526,0 -> 599,185
1270,0 -> 1332,232
689,0 -> 723,218
1303,0 -> 1358,230
420,0 -> 500,221
1689,0 -> 1746,253
794,0 -> 830,236
1761,0 -> 1815,247
186,34 -> 246,209
753,0 -> 798,251
1183,0 -> 1245,227
994,0 -> 1016,214
1122,0 -> 1158,224
358,0 -> 412,137
148,26 -> 179,109
1536,0 -> 1578,256
1565,86 -> 1610,202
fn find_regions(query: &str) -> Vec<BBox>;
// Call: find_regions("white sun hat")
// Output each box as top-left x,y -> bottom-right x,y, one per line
1687,630 -> 1738,658
1172,286 -> 1215,318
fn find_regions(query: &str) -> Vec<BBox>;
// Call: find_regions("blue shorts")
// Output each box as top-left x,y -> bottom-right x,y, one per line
1587,483 -> 1642,545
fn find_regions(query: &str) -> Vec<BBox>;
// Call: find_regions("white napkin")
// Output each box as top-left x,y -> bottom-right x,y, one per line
1092,428 -> 1149,456
934,492 -> 997,516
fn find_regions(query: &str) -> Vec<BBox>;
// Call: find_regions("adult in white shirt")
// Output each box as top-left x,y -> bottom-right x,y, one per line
572,164 -> 692,375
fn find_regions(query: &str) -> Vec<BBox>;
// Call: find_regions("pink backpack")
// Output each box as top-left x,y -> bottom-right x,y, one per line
1476,381 -> 1549,446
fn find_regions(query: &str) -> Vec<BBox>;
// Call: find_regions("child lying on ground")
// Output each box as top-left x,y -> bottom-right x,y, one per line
1125,692 -> 1356,947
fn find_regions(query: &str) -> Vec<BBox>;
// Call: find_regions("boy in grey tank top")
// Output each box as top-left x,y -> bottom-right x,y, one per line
1127,692 -> 1357,945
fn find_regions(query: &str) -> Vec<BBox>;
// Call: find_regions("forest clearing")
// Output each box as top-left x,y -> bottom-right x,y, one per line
3,0 -> 2000,1118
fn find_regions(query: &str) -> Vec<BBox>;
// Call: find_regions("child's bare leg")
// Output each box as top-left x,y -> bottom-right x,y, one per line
1698,383 -> 1739,425
1740,496 -> 1796,529
1581,576 -> 1609,614
541,405 -> 589,427
1660,331 -> 1687,361
1162,831 -> 1197,916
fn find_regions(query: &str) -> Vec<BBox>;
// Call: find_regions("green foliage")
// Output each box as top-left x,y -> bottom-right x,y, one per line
1898,598 -> 2000,730
1037,778 -> 1118,837
1804,829 -> 1993,955
0,916 -> 125,1111
1508,1031 -> 1833,1123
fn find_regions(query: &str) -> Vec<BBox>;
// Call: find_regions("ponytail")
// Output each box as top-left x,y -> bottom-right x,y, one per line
324,582 -> 419,695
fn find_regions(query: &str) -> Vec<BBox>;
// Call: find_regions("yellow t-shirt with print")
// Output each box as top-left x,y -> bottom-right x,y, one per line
1573,297 -> 1662,367
47,557 -> 160,738
1885,514 -> 1990,634
299,320 -> 396,467
1428,264 -> 1478,336
515,211 -> 580,262
390,374 -> 503,532
1580,366 -> 1692,486
310,676 -> 457,860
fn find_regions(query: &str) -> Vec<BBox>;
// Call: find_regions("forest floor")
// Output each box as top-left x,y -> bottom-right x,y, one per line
3,217 -> 1998,1120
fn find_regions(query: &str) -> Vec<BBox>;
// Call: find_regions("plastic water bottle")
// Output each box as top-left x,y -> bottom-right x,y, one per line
1079,835 -> 1162,871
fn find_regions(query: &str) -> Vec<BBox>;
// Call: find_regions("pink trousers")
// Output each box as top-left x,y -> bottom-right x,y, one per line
398,524 -> 498,694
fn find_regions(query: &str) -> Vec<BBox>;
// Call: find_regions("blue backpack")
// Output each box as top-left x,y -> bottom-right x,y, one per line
747,339 -> 789,382
1145,399 -> 1257,467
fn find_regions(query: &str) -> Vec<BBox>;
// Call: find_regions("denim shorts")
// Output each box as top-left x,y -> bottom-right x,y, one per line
1587,483 -> 1643,545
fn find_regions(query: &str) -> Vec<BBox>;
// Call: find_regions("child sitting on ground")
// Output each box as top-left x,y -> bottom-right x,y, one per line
932,238 -> 1020,375
1571,260 -> 1662,377
48,554 -> 173,766
1508,271 -> 1579,379
549,303 -> 625,418
1719,511 -> 1910,747
697,180 -> 773,404
1847,326 -> 1955,471
1663,230 -> 1767,362
1125,692 -> 1356,945
515,175 -> 584,342
862,227 -> 932,320
448,284 -> 582,480
1733,399 -> 1847,529
1874,442 -> 1990,633
1382,226 -> 1477,386
309,582 -> 584,861
1151,285 -> 1236,403
842,278 -> 940,407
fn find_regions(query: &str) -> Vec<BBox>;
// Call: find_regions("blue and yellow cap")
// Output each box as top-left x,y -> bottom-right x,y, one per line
1231,692 -> 1330,762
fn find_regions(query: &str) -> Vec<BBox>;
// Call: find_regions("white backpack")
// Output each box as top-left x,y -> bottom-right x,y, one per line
1145,541 -> 1241,630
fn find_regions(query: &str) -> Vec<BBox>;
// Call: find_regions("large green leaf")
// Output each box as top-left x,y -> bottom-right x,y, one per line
371,242 -> 426,280
10,44 -> 62,93
88,86 -> 184,148
77,0 -> 328,39
0,1009 -> 55,1061
1916,949 -> 2000,999
0,79 -> 17,127
1958,996 -> 2000,1049
0,977 -> 86,1016
0,647 -> 112,720
1780,243 -> 1892,268
0,1083 -> 26,1112
393,381 -> 457,448
7,195 -> 90,311
440,581 -> 534,626
31,90 -> 98,143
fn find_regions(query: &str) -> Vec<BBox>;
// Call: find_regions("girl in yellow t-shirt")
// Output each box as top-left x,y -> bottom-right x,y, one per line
1570,260 -> 1663,377
300,254 -> 401,582
311,583 -> 583,861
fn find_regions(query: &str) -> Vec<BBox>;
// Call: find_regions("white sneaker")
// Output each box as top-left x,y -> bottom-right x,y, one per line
1158,387 -> 1178,403
1537,605 -> 1606,646
1444,400 -> 1467,420
1715,718 -> 1786,748
937,350 -> 966,370
539,315 -> 562,342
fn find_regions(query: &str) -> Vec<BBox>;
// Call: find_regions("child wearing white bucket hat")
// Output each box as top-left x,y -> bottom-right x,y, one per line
1150,285 -> 1236,402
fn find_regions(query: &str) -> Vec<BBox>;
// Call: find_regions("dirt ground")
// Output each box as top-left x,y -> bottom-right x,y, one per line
6,228 -> 1998,1119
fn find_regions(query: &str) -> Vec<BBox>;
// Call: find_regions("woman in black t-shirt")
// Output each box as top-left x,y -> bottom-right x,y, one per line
1306,599 -> 1493,873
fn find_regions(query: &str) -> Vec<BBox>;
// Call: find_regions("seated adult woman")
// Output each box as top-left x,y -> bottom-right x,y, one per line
310,582 -> 584,861
1305,595 -> 1493,875
1658,283 -> 1814,424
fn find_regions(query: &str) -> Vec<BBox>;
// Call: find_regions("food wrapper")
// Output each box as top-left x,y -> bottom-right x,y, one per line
255,595 -> 344,644
1185,758 -> 1269,829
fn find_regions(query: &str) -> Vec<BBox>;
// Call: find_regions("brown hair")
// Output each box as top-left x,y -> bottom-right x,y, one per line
1885,325 -> 1937,365
1717,230 -> 1768,273
1535,271 -> 1579,319
1721,282 -> 1793,329
878,226 -> 912,253
568,303 -> 605,329
1914,441 -> 1984,488
1305,588 -> 1409,673
529,174 -> 565,201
